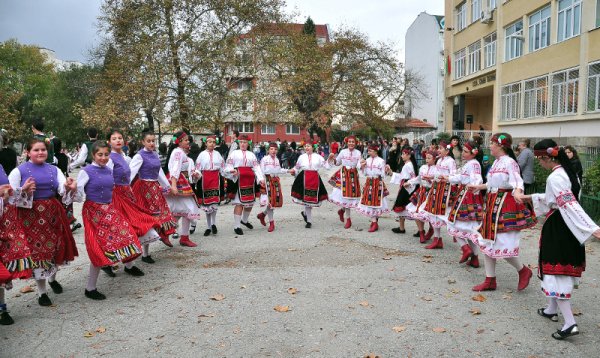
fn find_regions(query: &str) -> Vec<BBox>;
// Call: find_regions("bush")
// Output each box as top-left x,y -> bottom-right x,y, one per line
532,159 -> 551,194
583,157 -> 600,196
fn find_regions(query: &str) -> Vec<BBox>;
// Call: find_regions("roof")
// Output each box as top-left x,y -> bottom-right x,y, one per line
394,118 -> 436,129
249,23 -> 330,42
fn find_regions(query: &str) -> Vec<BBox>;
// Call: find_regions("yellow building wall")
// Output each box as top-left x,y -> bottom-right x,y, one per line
502,0 -> 551,26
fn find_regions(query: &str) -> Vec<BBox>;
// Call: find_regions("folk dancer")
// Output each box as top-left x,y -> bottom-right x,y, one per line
356,144 -> 389,232
257,143 -> 288,232
327,135 -> 362,229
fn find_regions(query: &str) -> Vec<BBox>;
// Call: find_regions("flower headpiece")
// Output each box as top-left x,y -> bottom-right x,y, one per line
491,134 -> 510,148
534,146 -> 559,158
344,135 -> 357,143
172,132 -> 187,145
463,141 -> 479,155
368,144 -> 379,151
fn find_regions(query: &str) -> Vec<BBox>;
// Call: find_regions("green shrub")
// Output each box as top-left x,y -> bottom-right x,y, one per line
583,157 -> 600,196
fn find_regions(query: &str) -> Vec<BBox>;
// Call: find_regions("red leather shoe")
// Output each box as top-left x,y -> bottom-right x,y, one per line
517,266 -> 533,291
160,237 -> 173,248
257,212 -> 267,226
472,277 -> 496,291
467,255 -> 480,268
423,226 -> 434,241
425,237 -> 443,249
268,221 -> 275,232
337,209 -> 345,222
344,218 -> 352,229
368,222 -> 378,232
459,244 -> 473,263
418,230 -> 427,243
179,235 -> 197,247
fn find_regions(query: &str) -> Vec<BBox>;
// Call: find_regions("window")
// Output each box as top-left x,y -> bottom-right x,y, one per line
587,61 -> 600,112
472,0 -> 481,23
468,41 -> 481,75
261,124 -> 276,134
557,0 -> 582,42
231,122 -> 254,133
454,48 -> 467,79
488,0 -> 497,10
597,0 -> 600,28
501,82 -> 522,120
456,2 -> 467,31
505,21 -> 523,61
529,6 -> 551,52
523,76 -> 548,118
286,124 -> 300,135
484,32 -> 497,68
551,68 -> 579,115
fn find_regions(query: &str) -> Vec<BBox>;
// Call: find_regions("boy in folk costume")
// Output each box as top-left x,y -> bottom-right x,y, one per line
390,146 -> 419,234
405,149 -> 436,243
516,140 -> 600,340
356,144 -> 389,232
193,135 -> 226,236
258,143 -> 289,232
445,139 -> 484,268
327,135 -> 362,229
225,134 -> 265,235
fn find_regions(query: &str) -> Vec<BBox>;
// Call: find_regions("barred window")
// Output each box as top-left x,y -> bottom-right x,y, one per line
501,82 -> 522,120
456,2 -> 467,31
468,41 -> 481,75
529,6 -> 551,52
454,48 -> 467,79
587,61 -> 600,112
523,76 -> 548,118
551,68 -> 579,115
483,32 -> 497,68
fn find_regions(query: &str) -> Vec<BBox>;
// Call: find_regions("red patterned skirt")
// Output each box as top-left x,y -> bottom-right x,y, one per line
195,170 -> 225,206
19,198 -> 78,271
479,189 -> 537,241
361,177 -> 389,208
112,185 -> 161,237
262,175 -> 283,208
329,167 -> 361,198
447,185 -> 484,223
0,203 -> 33,281
291,170 -> 328,206
131,180 -> 177,238
166,172 -> 195,196
423,181 -> 458,216
82,201 -> 142,267
227,167 -> 259,203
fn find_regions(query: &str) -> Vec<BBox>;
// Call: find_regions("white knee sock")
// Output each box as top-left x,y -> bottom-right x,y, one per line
468,241 -> 479,254
179,217 -> 191,235
344,208 -> 351,219
266,208 -> 274,222
140,228 -> 160,243
142,243 -> 150,257
504,257 -> 523,271
483,255 -> 496,277
36,279 -> 48,296
206,214 -> 212,228
124,261 -> 134,269
86,264 -> 101,291
210,211 -> 217,226
455,237 -> 468,246
234,214 -> 242,228
48,272 -> 57,283
557,299 -> 577,330
545,297 -> 558,314
433,227 -> 441,237
242,210 -> 251,223
304,207 -> 312,223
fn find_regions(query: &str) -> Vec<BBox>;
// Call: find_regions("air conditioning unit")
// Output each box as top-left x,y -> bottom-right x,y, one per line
481,10 -> 493,24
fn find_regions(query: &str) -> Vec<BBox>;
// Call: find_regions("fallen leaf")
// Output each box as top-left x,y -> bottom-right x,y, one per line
448,279 -> 456,284
19,286 -> 34,294
432,327 -> 447,333
198,313 -> 215,318
382,257 -> 392,260
83,331 -> 95,338
421,296 -> 433,302
573,308 -> 583,316
364,354 -> 380,358
476,328 -> 485,334
210,294 -> 225,301
287,287 -> 297,295
233,327 -> 241,334
240,285 -> 247,289
274,305 -> 290,312
96,327 -> 106,333
392,326 -> 406,333
472,294 -> 487,302
470,308 -> 481,315
422,256 -> 433,263
502,294 -> 512,300
450,288 -> 460,294
115,309 -> 125,315
359,300 -> 369,307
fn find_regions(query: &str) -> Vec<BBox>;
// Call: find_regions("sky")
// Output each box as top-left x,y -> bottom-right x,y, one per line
0,0 -> 444,63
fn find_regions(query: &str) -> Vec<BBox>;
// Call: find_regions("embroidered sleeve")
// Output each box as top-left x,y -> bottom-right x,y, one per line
252,154 -> 264,182
556,189 -> 600,244
508,158 -> 524,192
169,149 -> 183,179
74,170 -> 89,203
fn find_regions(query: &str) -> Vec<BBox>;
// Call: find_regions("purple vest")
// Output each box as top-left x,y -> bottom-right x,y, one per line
18,162 -> 58,200
110,152 -> 131,186
137,149 -> 161,180
83,165 -> 114,204
0,165 -> 8,185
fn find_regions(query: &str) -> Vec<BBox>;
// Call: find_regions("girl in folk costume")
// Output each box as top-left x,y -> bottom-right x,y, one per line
107,129 -> 161,276
420,141 -> 457,249
356,144 -> 389,233
129,130 -> 178,263
8,139 -> 78,307
225,134 -> 265,235
164,131 -> 202,247
404,150 -> 437,243
515,140 -> 600,340
193,135 -> 226,237
327,135 -> 362,229
257,143 -> 289,233
290,142 -> 328,228
467,133 -> 536,292
445,139 -> 484,268
75,141 -> 143,300
0,165 -> 35,325
390,146 -> 419,234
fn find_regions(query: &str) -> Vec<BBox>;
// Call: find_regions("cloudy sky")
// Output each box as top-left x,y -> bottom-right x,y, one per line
0,0 -> 444,63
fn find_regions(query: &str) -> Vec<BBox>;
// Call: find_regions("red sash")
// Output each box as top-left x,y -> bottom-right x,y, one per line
341,167 -> 361,198
237,167 -> 256,203
266,175 -> 283,208
303,170 -> 320,204
200,170 -> 221,205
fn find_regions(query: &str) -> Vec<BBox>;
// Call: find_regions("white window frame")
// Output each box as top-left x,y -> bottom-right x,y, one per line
488,0 -> 497,10
500,82 -> 522,120
286,124 -> 301,135
483,32 -> 497,68
529,6 -> 551,52
454,48 -> 467,80
587,61 -> 600,112
456,2 -> 467,32
231,122 -> 254,133
551,67 -> 579,116
505,20 -> 524,61
468,40 -> 481,75
261,124 -> 276,134
557,0 -> 582,42
523,75 -> 549,118
472,0 -> 481,23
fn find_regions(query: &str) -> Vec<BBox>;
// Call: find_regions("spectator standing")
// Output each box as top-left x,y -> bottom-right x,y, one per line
0,130 -> 18,174
31,119 -> 56,164
564,145 -> 583,185
517,139 -> 535,194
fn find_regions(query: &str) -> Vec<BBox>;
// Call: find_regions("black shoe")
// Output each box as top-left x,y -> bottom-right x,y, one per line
49,280 -> 63,294
124,266 -> 145,277
241,221 -> 253,229
38,293 -> 52,306
172,233 -> 180,239
391,228 -> 406,234
412,231 -> 420,238
84,289 -> 106,300
190,224 -> 197,234
301,211 -> 308,223
305,222 -> 312,228
101,266 -> 116,278
211,224 -> 218,234
203,229 -> 212,237
0,311 -> 14,325
71,222 -> 82,232
141,255 -> 155,264
234,227 -> 244,235
552,324 -> 579,340
537,307 -> 559,322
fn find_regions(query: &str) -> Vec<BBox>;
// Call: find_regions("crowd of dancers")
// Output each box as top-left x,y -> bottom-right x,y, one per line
1,128 -> 599,341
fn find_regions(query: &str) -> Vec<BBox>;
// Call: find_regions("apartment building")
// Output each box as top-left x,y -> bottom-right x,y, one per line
444,0 -> 600,145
